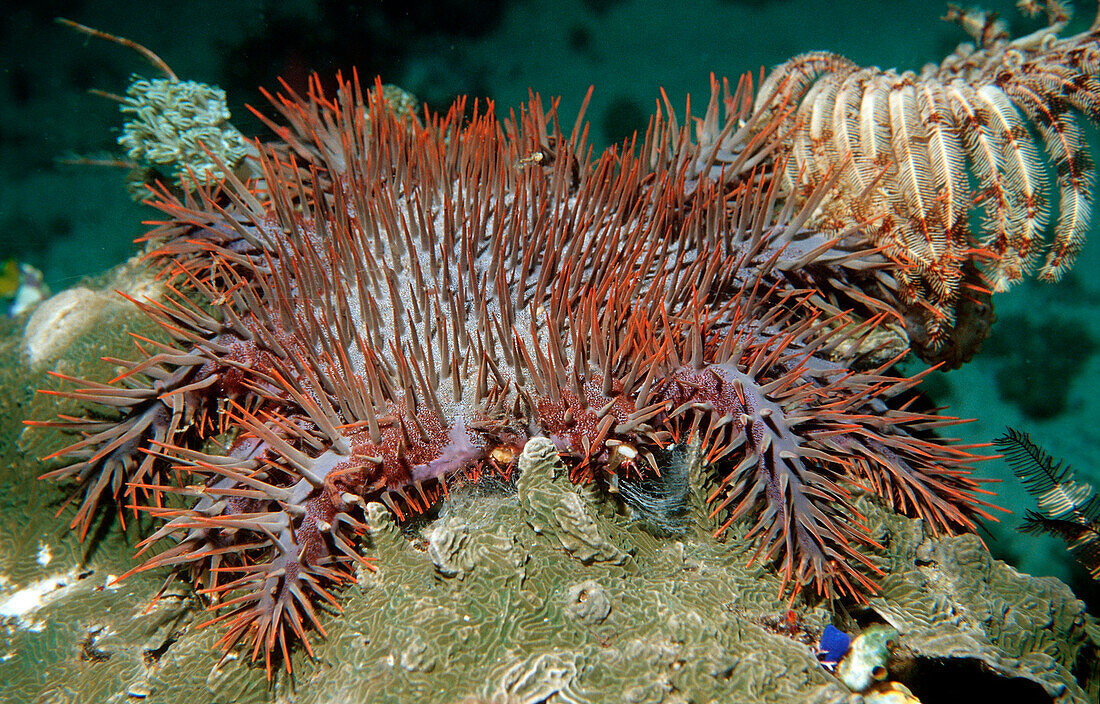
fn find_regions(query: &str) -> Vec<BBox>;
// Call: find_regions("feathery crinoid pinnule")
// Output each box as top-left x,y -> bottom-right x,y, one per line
34,66 -> 1005,675
997,428 -> 1100,580
755,1 -> 1100,366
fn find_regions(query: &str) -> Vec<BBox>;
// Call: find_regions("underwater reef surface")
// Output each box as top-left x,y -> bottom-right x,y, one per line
5,4 -> 1100,701
0,268 -> 1096,703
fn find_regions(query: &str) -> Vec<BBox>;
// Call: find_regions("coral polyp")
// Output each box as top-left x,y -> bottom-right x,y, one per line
32,4 -> 1100,679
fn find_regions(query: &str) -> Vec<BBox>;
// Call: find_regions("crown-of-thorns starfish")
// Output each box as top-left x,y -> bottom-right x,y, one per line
43,6 -> 1100,676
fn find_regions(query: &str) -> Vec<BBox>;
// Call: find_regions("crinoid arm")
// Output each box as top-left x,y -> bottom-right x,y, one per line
996,427 -> 1100,579
752,3 -> 1100,365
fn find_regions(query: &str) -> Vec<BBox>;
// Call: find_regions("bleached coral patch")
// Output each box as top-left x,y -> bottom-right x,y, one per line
22,288 -> 100,367
0,572 -> 72,631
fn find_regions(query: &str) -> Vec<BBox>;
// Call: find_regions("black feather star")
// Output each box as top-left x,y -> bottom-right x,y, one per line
996,428 -> 1100,580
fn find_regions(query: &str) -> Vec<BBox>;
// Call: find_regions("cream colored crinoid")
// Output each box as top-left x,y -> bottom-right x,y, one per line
754,0 -> 1100,362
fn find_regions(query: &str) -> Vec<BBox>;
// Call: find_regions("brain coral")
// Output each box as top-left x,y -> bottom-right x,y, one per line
3,401 -> 1098,701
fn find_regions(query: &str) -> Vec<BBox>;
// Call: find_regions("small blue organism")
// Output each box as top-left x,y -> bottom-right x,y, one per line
816,624 -> 851,670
